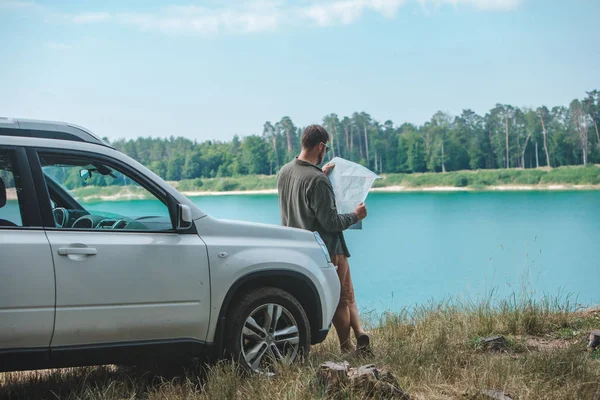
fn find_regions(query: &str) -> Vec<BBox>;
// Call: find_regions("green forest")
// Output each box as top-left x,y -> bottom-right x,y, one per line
4,90 -> 599,194
107,90 -> 600,182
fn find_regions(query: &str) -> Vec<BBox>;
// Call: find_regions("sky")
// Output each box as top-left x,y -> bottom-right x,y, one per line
1,0 -> 599,142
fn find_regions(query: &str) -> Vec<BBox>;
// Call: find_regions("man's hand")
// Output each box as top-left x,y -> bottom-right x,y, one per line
322,162 -> 335,176
354,202 -> 367,221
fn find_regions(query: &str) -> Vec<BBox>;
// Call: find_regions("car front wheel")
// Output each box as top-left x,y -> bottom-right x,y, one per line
226,287 -> 311,372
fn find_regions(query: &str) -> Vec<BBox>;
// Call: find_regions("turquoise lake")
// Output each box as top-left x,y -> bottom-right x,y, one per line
186,191 -> 599,314
2,191 -> 598,314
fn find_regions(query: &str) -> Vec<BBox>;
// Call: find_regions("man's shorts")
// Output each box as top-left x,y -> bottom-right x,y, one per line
331,254 -> 355,306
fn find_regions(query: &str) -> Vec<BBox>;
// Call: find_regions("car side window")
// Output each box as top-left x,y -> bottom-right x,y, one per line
38,152 -> 173,232
0,150 -> 24,227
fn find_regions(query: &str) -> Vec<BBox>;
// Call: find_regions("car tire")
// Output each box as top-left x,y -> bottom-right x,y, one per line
226,286 -> 311,372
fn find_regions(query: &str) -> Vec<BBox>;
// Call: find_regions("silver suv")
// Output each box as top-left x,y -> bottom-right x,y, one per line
0,117 -> 340,372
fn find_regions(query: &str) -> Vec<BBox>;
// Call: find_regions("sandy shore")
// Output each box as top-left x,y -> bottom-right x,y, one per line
181,184 -> 600,197
181,186 -> 472,197
482,184 -> 600,191
5,188 -> 17,200
370,186 -> 468,192
81,193 -> 148,202
180,189 -> 278,197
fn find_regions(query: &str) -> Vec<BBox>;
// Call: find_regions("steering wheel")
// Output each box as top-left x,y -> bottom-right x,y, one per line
53,207 -> 69,228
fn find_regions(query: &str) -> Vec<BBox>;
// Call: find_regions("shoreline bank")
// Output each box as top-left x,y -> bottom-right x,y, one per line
179,183 -> 600,197
6,184 -> 600,202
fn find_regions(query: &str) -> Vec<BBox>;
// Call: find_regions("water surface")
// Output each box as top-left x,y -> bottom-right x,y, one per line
4,191 -> 597,313
188,191 -> 600,313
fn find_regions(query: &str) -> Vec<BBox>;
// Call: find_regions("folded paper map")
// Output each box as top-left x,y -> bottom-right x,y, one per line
327,157 -> 380,230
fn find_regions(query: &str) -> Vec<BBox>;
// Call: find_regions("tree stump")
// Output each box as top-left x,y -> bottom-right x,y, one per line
481,335 -> 507,352
588,330 -> 600,350
317,361 -> 350,394
317,362 -> 411,399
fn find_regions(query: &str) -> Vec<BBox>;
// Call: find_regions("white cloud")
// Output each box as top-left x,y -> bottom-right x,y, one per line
67,0 -> 523,35
47,42 -> 70,51
0,0 -> 42,10
419,0 -> 521,11
72,12 -> 112,24
78,4 -> 281,35
301,0 -> 407,27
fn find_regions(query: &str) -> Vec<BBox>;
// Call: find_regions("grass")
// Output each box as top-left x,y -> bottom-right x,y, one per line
175,175 -> 278,193
377,164 -> 600,189
2,295 -> 599,399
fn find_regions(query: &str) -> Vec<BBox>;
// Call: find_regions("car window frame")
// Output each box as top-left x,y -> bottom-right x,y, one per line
0,145 -> 43,229
27,146 -> 197,234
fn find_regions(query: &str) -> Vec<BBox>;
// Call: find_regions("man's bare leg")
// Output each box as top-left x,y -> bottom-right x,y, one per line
332,305 -> 353,353
333,255 -> 354,353
349,301 -> 365,337
344,266 -> 365,338
345,261 -> 371,353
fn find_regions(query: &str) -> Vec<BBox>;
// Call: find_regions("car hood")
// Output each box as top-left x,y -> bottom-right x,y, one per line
194,215 -> 317,243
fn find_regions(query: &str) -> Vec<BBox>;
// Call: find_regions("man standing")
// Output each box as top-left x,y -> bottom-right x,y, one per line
277,124 -> 370,354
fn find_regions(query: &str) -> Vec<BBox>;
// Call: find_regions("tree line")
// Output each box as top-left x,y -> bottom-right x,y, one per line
107,90 -> 600,181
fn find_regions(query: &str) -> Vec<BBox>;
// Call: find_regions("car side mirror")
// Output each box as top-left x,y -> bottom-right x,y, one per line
80,169 -> 92,180
176,204 -> 193,230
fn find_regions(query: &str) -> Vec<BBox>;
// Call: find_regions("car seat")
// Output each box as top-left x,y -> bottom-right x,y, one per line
0,176 -> 18,227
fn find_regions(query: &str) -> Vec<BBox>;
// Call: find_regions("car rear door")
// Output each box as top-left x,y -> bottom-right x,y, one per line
0,146 -> 55,371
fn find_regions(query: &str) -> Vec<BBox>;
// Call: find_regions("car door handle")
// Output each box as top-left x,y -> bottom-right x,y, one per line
58,247 -> 97,256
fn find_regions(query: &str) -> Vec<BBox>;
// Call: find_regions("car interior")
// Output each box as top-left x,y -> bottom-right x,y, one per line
39,155 -> 173,231
0,176 -> 17,227
0,152 -> 23,227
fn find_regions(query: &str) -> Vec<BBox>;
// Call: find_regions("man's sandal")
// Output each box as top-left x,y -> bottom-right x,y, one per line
356,333 -> 373,356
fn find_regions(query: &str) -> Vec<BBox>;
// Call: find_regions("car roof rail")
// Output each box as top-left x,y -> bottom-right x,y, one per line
0,117 -> 113,148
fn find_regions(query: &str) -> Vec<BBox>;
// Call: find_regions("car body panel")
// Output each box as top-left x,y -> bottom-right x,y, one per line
0,230 -> 55,349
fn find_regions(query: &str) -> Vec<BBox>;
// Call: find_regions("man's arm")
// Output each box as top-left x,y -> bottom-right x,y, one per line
309,177 -> 358,233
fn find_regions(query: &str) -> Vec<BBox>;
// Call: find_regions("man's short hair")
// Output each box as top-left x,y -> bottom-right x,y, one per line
302,124 -> 330,149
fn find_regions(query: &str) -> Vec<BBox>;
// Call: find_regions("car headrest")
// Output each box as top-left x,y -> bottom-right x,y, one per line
0,176 -> 6,208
